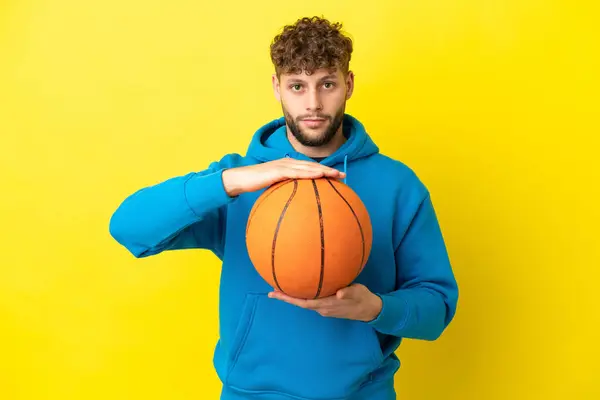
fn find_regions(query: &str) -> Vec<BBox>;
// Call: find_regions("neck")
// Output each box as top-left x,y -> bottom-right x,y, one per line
286,126 -> 347,158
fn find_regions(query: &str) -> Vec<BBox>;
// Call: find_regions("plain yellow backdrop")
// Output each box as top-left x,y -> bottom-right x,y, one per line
1,0 -> 599,399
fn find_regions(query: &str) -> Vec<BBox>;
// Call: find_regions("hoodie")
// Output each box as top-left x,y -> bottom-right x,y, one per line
109,114 -> 459,400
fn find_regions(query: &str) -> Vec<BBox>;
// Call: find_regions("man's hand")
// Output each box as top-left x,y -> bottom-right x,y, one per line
222,158 -> 345,197
268,283 -> 383,322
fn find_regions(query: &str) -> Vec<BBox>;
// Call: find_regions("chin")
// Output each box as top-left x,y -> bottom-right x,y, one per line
297,133 -> 334,147
303,130 -> 328,140
302,129 -> 326,138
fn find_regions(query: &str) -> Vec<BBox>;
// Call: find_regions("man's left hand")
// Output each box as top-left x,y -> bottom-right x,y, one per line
268,283 -> 383,322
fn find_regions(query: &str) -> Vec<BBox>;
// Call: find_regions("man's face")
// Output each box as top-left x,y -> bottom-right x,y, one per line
273,68 -> 354,147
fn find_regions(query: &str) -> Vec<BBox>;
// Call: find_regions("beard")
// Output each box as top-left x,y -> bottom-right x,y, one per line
282,103 -> 346,147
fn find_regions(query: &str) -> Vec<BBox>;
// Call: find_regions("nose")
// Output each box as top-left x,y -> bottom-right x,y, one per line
306,88 -> 323,112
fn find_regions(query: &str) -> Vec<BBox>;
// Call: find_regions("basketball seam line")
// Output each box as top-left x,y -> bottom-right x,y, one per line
325,178 -> 366,277
271,180 -> 298,294
246,180 -> 293,238
311,179 -> 325,299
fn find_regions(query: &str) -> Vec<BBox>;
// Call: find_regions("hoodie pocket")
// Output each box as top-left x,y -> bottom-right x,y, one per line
225,293 -> 384,399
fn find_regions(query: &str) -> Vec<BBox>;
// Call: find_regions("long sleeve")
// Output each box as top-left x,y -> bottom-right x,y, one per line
368,192 -> 459,340
108,154 -> 242,259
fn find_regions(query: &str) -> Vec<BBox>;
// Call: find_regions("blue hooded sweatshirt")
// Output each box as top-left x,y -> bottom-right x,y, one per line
109,114 -> 459,400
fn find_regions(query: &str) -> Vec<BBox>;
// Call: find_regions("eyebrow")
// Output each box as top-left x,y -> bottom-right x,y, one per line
286,74 -> 339,84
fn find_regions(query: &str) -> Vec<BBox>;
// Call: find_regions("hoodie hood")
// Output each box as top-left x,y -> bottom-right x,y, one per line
246,114 -> 379,169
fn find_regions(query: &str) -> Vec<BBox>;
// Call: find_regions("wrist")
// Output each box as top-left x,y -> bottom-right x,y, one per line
364,292 -> 383,322
222,168 -> 242,197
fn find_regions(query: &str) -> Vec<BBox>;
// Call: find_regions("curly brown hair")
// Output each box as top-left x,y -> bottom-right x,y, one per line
270,16 -> 353,78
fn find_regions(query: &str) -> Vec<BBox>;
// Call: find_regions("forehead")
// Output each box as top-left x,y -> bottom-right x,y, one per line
280,68 -> 343,83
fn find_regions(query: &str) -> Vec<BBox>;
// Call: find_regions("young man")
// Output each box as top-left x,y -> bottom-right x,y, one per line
109,16 -> 458,400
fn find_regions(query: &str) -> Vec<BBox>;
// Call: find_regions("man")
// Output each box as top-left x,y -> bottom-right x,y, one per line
109,16 -> 458,400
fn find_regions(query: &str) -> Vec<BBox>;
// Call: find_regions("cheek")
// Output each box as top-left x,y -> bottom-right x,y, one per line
281,95 -> 301,112
325,92 -> 346,110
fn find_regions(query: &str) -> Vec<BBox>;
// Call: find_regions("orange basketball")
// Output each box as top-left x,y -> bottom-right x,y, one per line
245,177 -> 372,299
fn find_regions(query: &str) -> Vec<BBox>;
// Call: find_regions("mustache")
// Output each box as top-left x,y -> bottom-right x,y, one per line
297,114 -> 331,120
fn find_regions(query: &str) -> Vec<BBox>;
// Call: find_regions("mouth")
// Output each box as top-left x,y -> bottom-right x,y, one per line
301,118 -> 327,128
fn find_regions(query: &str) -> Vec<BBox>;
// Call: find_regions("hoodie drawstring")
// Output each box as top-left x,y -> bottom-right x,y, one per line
343,154 -> 348,184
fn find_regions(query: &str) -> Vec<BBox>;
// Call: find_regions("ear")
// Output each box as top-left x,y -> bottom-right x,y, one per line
345,71 -> 355,100
272,74 -> 281,102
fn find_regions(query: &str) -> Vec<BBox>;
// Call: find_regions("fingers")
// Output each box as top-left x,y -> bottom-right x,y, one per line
268,291 -> 339,309
278,158 -> 345,178
283,165 -> 345,180
282,167 -> 342,180
268,291 -> 317,307
336,284 -> 361,300
269,290 -> 355,319
292,165 -> 344,177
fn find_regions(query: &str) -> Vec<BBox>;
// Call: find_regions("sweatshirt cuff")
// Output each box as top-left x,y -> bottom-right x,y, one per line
367,292 -> 410,335
184,169 -> 236,217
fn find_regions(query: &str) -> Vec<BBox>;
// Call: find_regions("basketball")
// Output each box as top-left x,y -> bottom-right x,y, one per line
245,177 -> 372,299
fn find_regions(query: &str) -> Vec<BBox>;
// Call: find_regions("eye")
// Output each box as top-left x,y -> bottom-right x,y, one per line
290,84 -> 302,91
323,82 -> 335,89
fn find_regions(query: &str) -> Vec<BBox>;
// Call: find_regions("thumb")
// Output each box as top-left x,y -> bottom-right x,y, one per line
336,285 -> 356,300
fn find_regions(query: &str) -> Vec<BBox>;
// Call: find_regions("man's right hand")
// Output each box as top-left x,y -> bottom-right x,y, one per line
222,158 -> 346,197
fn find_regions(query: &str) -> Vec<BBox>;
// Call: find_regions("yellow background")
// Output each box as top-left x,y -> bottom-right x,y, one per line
1,0 -> 599,399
